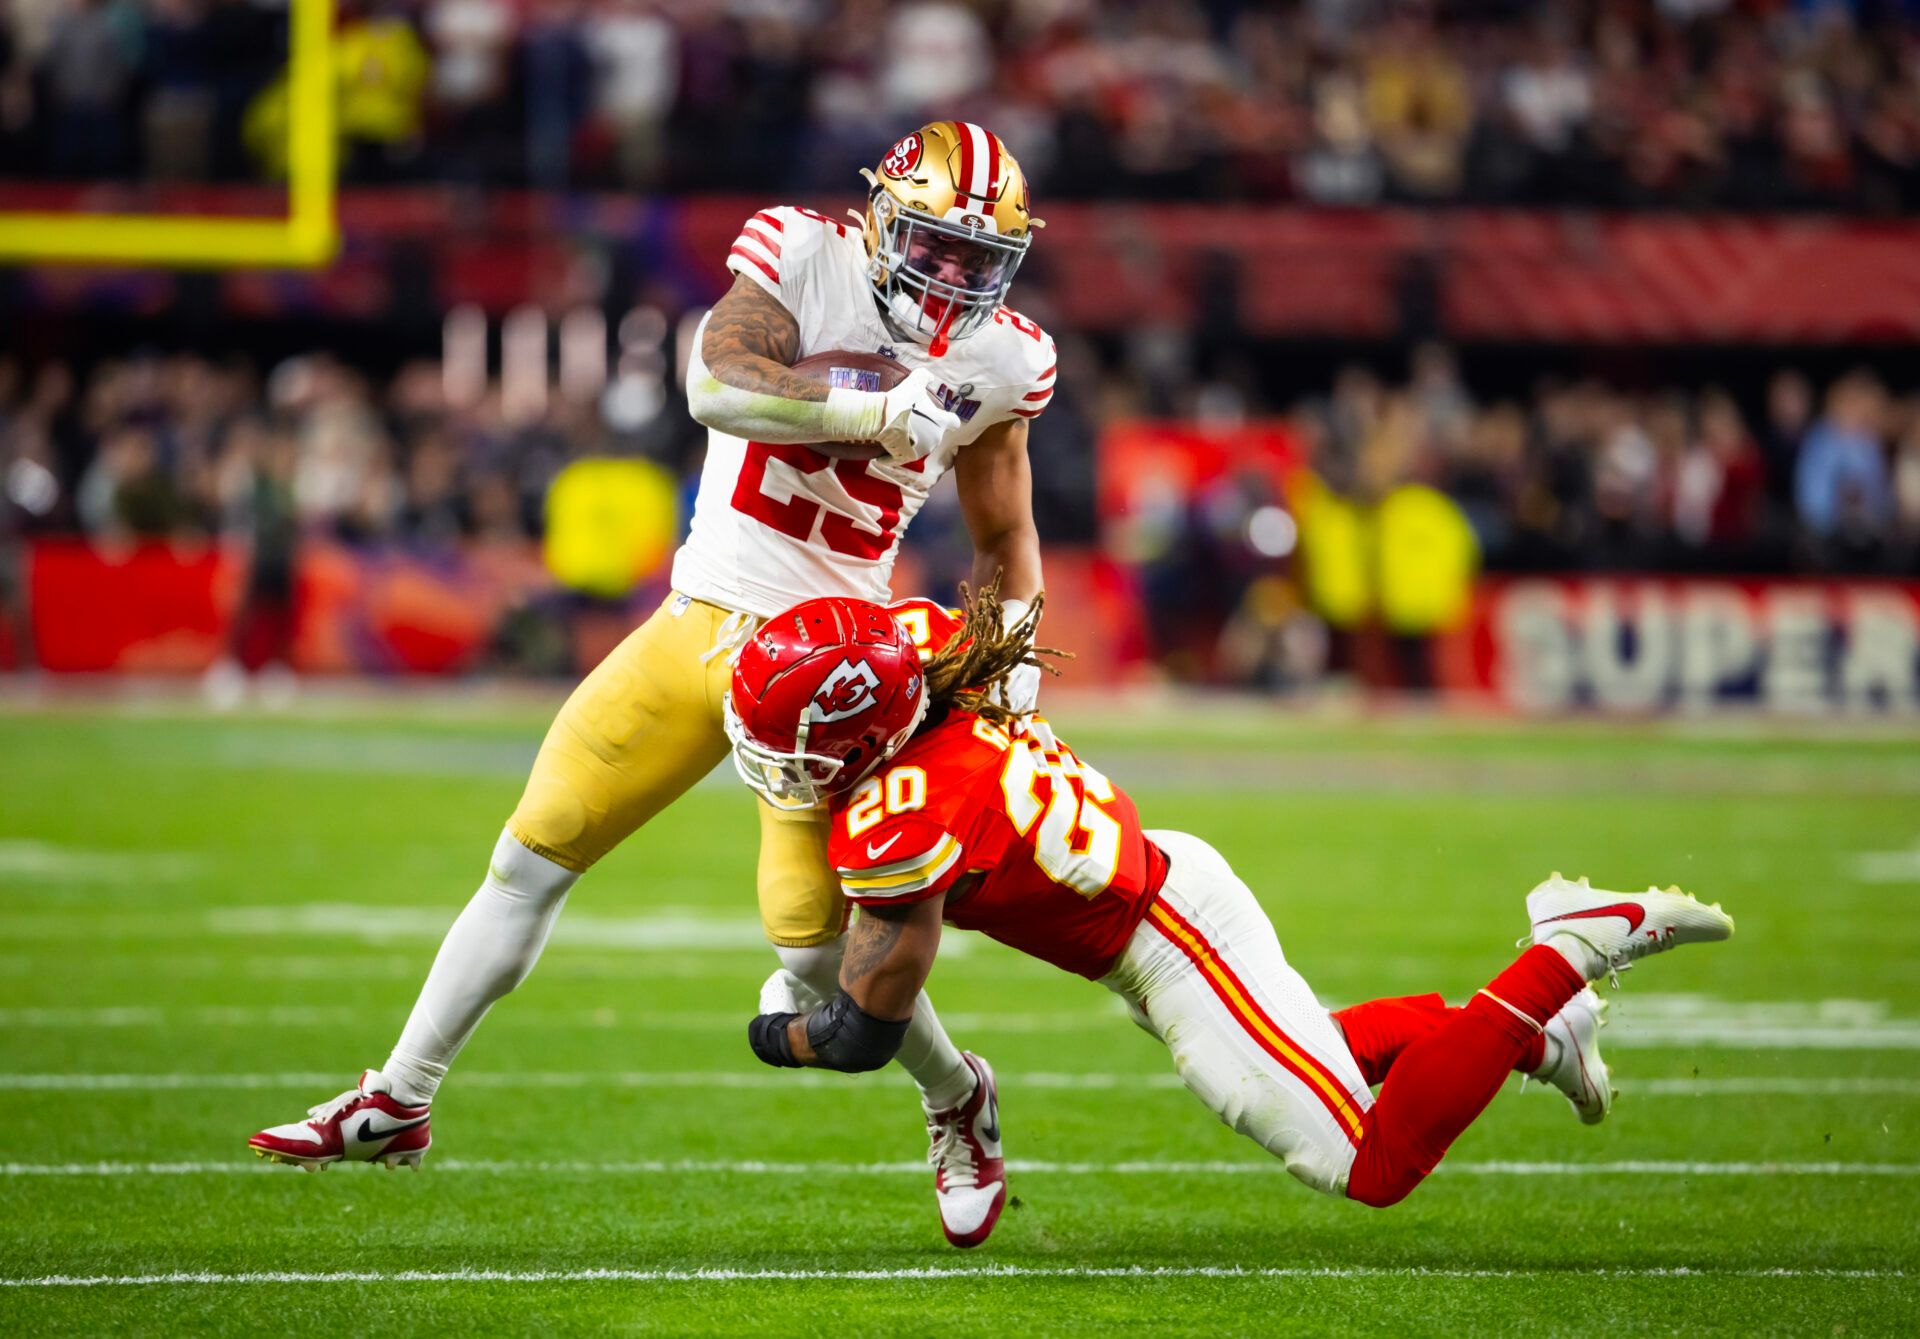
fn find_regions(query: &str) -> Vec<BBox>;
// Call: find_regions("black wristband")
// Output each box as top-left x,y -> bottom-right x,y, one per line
747,1011 -> 803,1068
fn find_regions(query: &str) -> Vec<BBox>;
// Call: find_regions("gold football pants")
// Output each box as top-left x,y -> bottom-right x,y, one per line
506,593 -> 848,948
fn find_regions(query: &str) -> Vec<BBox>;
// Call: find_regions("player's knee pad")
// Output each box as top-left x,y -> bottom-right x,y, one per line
805,990 -> 911,1073
484,828 -> 579,909
774,938 -> 845,1002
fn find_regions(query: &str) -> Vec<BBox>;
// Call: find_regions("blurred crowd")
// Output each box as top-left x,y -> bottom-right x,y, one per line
0,352 -> 630,551
4,342 -> 1918,575
1295,348 -> 1920,573
1,0 -> 1917,211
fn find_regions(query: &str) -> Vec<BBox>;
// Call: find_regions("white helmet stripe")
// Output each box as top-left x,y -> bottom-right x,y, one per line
960,121 -> 991,199
982,128 -> 1004,199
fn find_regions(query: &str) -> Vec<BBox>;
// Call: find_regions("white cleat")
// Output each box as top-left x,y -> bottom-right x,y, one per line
1524,872 -> 1734,985
248,1070 -> 432,1171
925,1052 -> 1006,1249
1528,987 -> 1614,1124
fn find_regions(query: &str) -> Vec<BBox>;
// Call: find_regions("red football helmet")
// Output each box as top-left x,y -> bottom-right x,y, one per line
726,597 -> 929,810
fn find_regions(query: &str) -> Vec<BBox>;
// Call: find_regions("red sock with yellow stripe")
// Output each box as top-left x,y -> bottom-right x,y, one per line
1345,946 -> 1585,1207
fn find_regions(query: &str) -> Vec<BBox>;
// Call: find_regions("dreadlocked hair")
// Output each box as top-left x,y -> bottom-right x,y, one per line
921,578 -> 1072,729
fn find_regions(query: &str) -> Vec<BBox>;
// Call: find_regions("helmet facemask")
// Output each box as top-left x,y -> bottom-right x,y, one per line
723,683 -> 928,812
866,187 -> 1029,346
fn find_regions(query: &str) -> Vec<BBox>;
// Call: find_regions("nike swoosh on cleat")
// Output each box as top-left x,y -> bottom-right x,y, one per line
354,1115 -> 428,1145
979,1090 -> 1000,1146
1537,902 -> 1648,933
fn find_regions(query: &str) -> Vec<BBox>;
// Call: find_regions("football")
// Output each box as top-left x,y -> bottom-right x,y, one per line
788,349 -> 912,459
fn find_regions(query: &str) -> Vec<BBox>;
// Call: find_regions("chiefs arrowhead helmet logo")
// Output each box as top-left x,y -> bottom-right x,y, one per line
809,658 -> 882,723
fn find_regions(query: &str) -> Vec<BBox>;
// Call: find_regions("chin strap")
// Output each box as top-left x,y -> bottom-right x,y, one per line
928,303 -> 956,359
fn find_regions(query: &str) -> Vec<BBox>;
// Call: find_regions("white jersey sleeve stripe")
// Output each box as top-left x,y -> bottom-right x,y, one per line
731,232 -> 780,274
728,247 -> 778,287
838,836 -> 962,896
739,223 -> 782,259
842,835 -> 958,882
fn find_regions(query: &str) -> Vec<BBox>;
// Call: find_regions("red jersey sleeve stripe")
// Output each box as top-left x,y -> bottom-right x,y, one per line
1036,365 -> 1056,381
1145,896 -> 1368,1144
1011,407 -> 1044,419
739,224 -> 782,258
752,210 -> 785,232
1022,389 -> 1053,402
728,245 -> 779,285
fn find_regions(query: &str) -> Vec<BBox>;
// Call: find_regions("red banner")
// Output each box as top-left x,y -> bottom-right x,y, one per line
27,540 -> 239,672
1445,576 -> 1920,714
17,539 -> 1144,684
24,538 -> 618,675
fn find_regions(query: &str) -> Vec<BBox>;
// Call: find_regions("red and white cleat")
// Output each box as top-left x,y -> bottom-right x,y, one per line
924,1052 -> 1006,1248
248,1070 -> 431,1172
1525,873 -> 1734,985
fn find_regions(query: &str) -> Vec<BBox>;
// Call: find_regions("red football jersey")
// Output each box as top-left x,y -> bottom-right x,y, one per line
826,709 -> 1168,980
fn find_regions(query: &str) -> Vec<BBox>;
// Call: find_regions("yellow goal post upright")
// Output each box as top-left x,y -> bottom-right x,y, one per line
0,0 -> 337,268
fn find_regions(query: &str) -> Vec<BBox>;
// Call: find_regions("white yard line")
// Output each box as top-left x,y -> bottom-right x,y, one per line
7,905 -> 934,955
0,1264 -> 1905,1289
4,1071 -> 1918,1095
1852,842 -> 1920,884
0,1007 -> 1077,1031
0,840 -> 200,883
14,992 -> 1913,1046
5,1158 -> 1915,1178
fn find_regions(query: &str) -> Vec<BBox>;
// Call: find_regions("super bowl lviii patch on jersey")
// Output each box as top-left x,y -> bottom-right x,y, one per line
934,382 -> 980,422
827,366 -> 885,393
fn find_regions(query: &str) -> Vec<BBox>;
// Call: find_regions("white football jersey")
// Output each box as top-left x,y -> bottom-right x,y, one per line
670,205 -> 1057,618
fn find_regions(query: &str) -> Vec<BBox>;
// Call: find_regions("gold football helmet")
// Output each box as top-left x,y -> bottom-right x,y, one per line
860,121 -> 1043,352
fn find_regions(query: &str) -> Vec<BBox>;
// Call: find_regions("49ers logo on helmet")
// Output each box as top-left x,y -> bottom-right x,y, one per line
809,658 -> 882,723
882,133 -> 922,178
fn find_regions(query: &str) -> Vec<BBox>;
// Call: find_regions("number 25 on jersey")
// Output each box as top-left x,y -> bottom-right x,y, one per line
732,442 -> 918,560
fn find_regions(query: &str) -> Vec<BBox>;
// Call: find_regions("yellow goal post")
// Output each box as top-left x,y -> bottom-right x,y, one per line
0,0 -> 337,268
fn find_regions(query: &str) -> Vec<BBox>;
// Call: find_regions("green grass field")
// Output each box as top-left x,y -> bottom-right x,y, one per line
2,698 -> 1917,1334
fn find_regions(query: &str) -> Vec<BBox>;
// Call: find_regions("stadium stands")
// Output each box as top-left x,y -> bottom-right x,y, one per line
1,0 -> 1916,212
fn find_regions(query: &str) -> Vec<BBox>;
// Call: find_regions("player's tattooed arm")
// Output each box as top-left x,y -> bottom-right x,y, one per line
783,897 -> 943,1066
698,276 -> 822,404
689,275 -> 949,453
688,276 -> 854,445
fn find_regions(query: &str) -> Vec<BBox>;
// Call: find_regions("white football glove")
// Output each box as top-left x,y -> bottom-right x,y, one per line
874,367 -> 962,464
990,597 -> 1042,720
758,967 -> 826,1017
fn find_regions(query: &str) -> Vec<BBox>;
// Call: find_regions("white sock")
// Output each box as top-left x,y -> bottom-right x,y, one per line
774,937 -> 975,1110
1529,1029 -> 1564,1077
383,829 -> 578,1105
1546,932 -> 1607,983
